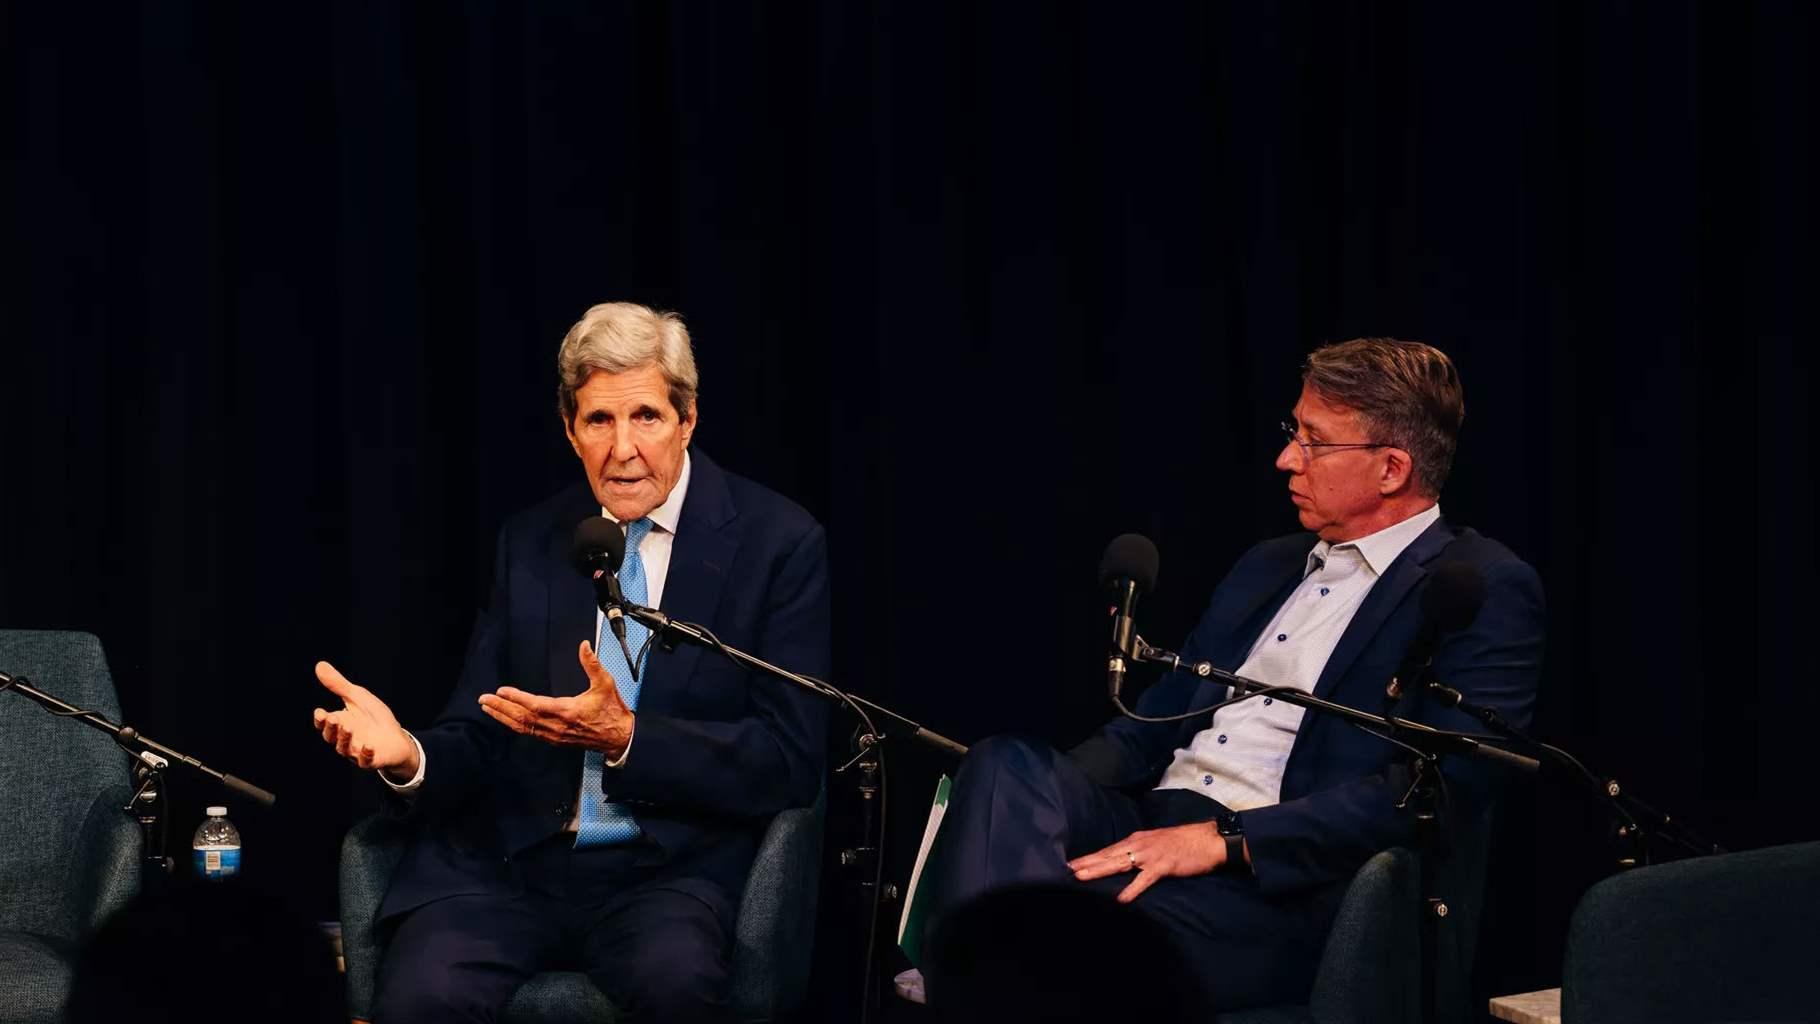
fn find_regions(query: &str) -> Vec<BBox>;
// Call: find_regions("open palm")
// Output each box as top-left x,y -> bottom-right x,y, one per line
312,661 -> 417,775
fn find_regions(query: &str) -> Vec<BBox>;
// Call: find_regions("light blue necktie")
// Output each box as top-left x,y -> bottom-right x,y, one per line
576,516 -> 654,848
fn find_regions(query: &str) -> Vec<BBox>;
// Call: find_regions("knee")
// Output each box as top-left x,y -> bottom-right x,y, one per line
605,953 -> 727,1024
960,733 -> 1052,780
373,976 -> 494,1024
374,943 -> 515,1024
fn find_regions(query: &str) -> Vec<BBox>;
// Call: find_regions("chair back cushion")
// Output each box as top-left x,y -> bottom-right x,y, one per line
1563,840 -> 1820,1024
0,630 -> 140,940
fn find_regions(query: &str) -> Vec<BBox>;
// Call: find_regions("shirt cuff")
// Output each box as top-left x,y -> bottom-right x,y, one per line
379,733 -> 427,792
605,720 -> 634,768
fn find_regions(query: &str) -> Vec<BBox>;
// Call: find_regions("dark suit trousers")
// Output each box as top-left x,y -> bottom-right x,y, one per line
372,834 -> 732,1024
918,735 -> 1345,1011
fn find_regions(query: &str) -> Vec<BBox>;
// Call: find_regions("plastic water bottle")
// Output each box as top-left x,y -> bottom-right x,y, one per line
192,806 -> 242,881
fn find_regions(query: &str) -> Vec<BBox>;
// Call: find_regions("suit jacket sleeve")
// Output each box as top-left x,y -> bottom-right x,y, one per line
1239,556 -> 1545,896
599,522 -> 832,819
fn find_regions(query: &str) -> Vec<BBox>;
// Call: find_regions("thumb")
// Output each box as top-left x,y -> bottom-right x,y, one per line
315,660 -> 361,701
577,640 -> 620,695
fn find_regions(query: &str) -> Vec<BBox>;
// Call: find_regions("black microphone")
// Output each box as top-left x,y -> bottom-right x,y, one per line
1385,560 -> 1486,703
571,517 -> 639,678
1098,534 -> 1160,703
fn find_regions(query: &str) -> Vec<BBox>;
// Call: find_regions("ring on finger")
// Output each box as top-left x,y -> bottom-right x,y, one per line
1126,849 -> 1137,869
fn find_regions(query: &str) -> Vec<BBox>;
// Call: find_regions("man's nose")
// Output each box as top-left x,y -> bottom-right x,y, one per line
609,421 -> 639,462
1275,438 -> 1304,473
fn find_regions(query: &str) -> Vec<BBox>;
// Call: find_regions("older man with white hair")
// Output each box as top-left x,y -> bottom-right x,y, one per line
312,302 -> 831,1023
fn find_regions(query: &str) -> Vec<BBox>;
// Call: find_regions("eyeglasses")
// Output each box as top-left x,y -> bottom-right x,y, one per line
1279,419 -> 1390,462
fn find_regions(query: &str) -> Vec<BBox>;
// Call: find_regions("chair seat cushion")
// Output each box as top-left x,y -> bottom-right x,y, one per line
0,930 -> 77,1024
502,970 -> 620,1024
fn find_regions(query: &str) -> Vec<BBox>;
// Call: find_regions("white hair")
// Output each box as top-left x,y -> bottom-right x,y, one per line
555,302 -> 699,424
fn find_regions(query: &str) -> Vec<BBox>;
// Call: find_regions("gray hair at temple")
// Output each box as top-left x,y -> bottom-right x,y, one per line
1302,337 -> 1464,498
555,302 -> 700,425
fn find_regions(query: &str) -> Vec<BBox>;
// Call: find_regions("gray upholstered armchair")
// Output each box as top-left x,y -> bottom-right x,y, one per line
0,630 -> 143,1024
1562,840 -> 1820,1024
1215,805 -> 1495,1024
339,791 -> 825,1023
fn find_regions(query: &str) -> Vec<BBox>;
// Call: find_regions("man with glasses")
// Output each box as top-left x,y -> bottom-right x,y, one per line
917,338 -> 1544,1012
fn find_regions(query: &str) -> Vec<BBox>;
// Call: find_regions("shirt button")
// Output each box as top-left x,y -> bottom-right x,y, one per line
1263,698 -> 1274,706
1320,587 -> 1330,596
1217,734 -> 1229,744
1202,774 -> 1214,785
1277,633 -> 1288,642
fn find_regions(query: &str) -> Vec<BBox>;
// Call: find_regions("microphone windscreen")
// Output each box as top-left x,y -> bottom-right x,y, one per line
572,517 -> 626,575
1098,534 -> 1160,594
1422,561 -> 1486,634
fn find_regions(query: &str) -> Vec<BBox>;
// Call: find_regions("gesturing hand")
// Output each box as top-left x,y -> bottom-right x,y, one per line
478,640 -> 635,759
1067,822 -> 1236,903
312,661 -> 419,778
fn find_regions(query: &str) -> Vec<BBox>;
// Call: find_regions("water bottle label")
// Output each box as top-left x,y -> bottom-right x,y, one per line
195,846 -> 241,879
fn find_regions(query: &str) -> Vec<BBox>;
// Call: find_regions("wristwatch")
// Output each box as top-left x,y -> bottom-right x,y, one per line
1217,811 -> 1248,874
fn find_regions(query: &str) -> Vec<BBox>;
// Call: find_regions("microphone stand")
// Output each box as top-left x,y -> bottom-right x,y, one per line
596,596 -> 966,1024
1,670 -> 277,876
1428,683 -> 1723,869
1127,643 -> 1538,1024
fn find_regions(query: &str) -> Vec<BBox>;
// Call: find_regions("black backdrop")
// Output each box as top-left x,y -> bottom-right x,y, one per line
4,1 -> 1816,1016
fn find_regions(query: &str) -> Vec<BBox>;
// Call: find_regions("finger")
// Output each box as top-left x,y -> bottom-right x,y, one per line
335,730 -> 356,759
482,702 -> 552,742
1071,850 -> 1137,881
312,707 -> 328,727
319,717 -> 341,746
478,695 -> 534,733
355,744 -> 375,769
492,687 -> 566,715
1068,835 -> 1141,872
1118,869 -> 1162,904
577,641 -> 622,695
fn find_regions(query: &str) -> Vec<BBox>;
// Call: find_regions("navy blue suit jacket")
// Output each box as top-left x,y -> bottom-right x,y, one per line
1070,516 -> 1544,897
377,450 -> 831,922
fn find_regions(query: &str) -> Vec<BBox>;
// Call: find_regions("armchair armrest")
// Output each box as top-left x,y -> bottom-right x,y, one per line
727,789 -> 825,1021
338,814 -> 410,1021
62,783 -> 142,941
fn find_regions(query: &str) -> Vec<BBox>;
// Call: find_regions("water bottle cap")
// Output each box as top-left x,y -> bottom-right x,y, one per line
206,806 -> 227,817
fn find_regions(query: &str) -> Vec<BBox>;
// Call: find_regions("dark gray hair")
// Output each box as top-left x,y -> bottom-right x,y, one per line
556,302 -> 699,424
1302,338 -> 1464,497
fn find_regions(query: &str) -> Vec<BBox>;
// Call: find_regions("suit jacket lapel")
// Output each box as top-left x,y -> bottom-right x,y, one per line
547,485 -> 603,699
1308,516 -> 1456,701
640,450 -> 739,715
1178,542 -> 1311,727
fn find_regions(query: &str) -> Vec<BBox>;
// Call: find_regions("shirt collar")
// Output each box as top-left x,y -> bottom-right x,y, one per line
1305,502 -> 1442,578
599,450 -> 692,536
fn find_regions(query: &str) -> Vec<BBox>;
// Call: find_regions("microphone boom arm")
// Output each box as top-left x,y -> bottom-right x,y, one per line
614,601 -> 968,759
1127,641 -> 1540,773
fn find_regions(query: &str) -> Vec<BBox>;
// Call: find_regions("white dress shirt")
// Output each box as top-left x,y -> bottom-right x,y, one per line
381,453 -> 693,803
1154,503 -> 1441,811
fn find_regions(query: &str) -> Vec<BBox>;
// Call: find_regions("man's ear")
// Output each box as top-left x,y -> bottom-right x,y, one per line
679,400 -> 698,447
1379,447 -> 1416,496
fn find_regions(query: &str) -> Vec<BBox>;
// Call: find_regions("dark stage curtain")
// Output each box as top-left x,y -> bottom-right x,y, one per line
3,1 -> 1814,1012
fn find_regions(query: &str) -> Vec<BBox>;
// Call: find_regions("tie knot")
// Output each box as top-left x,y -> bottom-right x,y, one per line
625,517 -> 655,549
